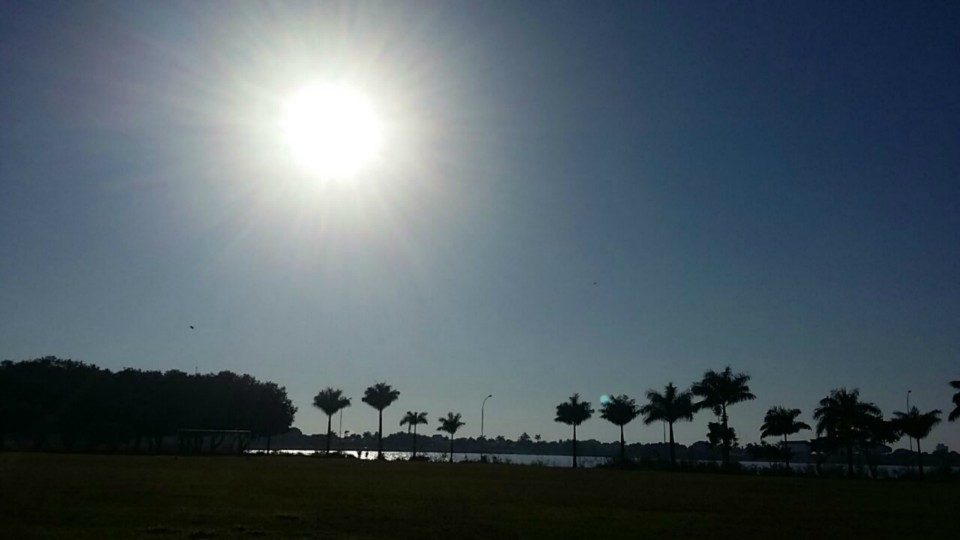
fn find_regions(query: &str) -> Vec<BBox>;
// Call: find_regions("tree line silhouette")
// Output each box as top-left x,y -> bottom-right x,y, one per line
3,356 -> 959,478
314,368 -> 958,478
0,357 -> 296,452
312,382 -> 467,462
548,368 -> 953,477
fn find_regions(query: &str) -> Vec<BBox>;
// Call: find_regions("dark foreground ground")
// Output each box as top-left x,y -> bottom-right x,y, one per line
1,453 -> 955,539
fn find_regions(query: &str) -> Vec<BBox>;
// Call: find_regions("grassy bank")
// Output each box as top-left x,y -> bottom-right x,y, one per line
1,452 -> 955,539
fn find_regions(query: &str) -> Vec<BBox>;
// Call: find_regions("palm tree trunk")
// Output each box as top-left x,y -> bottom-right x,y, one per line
619,425 -> 626,464
449,434 -> 454,462
668,422 -> 676,468
572,424 -> 578,469
783,434 -> 790,469
412,425 -> 418,458
325,414 -> 333,454
720,406 -> 730,468
916,438 -> 924,478
377,409 -> 384,460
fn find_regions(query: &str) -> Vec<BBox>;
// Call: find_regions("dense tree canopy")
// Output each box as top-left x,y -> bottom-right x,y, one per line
0,357 -> 296,452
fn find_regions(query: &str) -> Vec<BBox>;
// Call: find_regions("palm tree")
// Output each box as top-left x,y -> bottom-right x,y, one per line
861,414 -> 899,479
640,383 -> 696,468
600,395 -> 640,464
691,366 -> 756,468
893,407 -> 942,478
554,394 -> 593,469
399,411 -> 428,458
813,388 -> 881,477
760,406 -> 811,469
361,382 -> 400,460
312,388 -> 351,454
949,380 -> 960,422
436,412 -> 465,462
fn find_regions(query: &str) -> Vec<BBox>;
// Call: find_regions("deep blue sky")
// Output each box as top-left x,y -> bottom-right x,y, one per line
2,1 -> 958,449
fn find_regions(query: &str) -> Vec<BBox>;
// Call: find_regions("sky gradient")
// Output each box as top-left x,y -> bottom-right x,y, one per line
2,1 -> 959,449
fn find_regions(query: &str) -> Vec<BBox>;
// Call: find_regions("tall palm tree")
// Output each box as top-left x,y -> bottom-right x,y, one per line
893,407 -> 942,478
760,406 -> 811,469
600,395 -> 640,464
399,411 -> 428,458
312,388 -> 351,454
554,394 -> 593,469
813,387 -> 881,477
361,382 -> 400,460
691,366 -> 755,468
949,380 -> 960,422
436,412 -> 465,462
640,383 -> 696,468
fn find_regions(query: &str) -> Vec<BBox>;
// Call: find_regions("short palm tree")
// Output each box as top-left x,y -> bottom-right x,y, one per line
555,394 -> 593,469
399,411 -> 428,458
361,382 -> 400,460
640,383 -> 696,468
893,407 -> 942,478
861,414 -> 899,479
436,412 -> 465,462
760,406 -> 811,469
600,395 -> 640,464
813,388 -> 881,477
312,388 -> 351,453
691,367 -> 755,468
949,380 -> 960,422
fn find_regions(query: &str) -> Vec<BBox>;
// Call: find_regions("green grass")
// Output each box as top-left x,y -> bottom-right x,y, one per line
1,453 -> 955,539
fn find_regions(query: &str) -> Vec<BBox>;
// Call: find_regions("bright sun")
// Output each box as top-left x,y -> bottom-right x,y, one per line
281,84 -> 382,177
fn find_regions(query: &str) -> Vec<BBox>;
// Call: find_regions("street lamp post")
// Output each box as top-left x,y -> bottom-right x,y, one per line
481,394 -> 493,461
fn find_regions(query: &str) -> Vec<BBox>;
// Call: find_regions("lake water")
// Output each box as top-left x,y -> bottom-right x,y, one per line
252,449 -> 916,475
254,449 -> 608,467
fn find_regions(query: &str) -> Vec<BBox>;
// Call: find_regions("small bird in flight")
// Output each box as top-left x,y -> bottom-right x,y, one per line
189,325 -> 195,330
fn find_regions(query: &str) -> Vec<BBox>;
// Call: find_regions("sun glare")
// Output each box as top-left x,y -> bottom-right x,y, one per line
282,84 -> 382,178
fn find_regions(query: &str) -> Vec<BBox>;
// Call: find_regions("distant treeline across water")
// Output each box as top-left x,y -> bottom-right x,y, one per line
253,427 -> 960,471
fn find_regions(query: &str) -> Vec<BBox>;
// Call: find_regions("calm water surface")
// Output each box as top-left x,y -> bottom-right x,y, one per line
252,449 -> 915,475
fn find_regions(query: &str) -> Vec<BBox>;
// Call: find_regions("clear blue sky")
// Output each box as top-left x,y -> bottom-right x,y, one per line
2,1 -> 958,449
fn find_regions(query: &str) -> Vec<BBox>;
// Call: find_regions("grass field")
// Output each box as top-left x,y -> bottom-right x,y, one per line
1,453 -> 956,539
